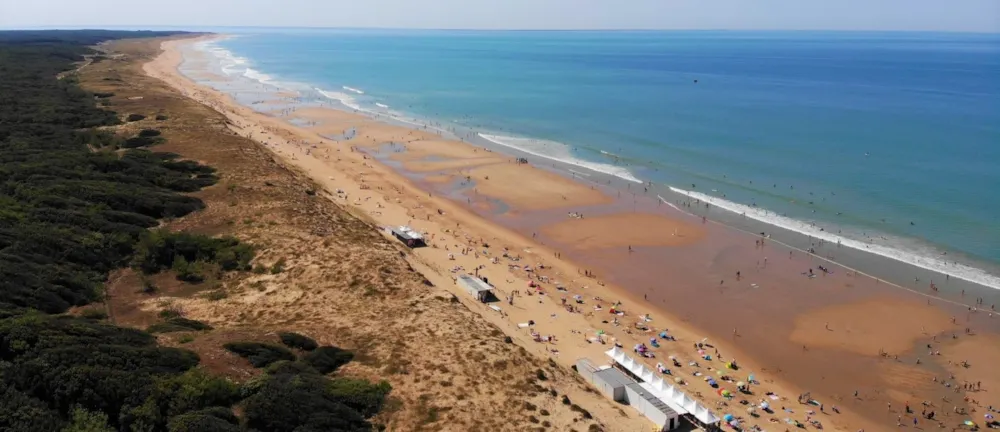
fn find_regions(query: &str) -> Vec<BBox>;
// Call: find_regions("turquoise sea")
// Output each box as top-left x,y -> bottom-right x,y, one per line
190,29 -> 1000,288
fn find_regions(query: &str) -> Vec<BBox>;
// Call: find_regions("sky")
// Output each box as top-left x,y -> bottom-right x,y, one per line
1,0 -> 998,33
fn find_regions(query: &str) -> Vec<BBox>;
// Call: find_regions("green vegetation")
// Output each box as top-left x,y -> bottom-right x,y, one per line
0,31 -> 223,313
81,307 -> 109,320
147,317 -> 214,333
240,361 -> 390,432
269,257 -> 286,274
277,331 -> 318,351
301,345 -> 355,374
0,31 -> 391,432
0,312 -> 203,430
126,113 -> 147,122
223,342 -> 296,368
133,229 -> 254,281
167,407 -> 240,432
123,135 -> 162,148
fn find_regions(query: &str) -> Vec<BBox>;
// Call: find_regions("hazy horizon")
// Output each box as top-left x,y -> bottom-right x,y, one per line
1,0 -> 997,33
5,25 -> 1000,35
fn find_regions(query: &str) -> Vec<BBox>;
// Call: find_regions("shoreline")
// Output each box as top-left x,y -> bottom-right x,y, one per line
193,33 -> 1000,293
150,34 -> 999,431
195,34 -> 1000,294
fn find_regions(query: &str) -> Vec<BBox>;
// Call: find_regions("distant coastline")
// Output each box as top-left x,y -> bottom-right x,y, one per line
186,31 -> 1000,292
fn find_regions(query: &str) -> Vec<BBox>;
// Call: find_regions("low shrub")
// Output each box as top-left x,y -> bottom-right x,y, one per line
138,129 -> 162,137
223,342 -> 296,368
158,309 -> 182,319
166,407 -> 239,432
81,308 -> 107,320
269,258 -> 286,274
122,136 -> 159,148
278,332 -> 318,351
264,360 -> 318,376
535,369 -> 548,381
301,345 -> 354,374
133,229 -> 255,277
148,317 -> 213,333
126,113 -> 146,122
327,378 -> 392,417
203,290 -> 227,301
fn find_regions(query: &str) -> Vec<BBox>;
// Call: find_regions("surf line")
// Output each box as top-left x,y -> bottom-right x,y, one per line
663,190 -> 985,309
657,195 -> 684,212
567,169 -> 591,177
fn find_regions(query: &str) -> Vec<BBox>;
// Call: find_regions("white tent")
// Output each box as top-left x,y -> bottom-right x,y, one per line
606,347 -> 721,425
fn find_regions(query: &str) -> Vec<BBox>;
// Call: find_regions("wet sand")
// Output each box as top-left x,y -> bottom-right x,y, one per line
524,197 -> 1000,426
542,213 -> 705,249
152,34 -> 1000,431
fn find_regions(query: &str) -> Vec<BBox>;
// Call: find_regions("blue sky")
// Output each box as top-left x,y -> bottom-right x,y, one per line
1,0 -> 997,32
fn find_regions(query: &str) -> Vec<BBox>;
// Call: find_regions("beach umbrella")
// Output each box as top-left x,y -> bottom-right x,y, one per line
674,377 -> 683,383
668,355 -> 676,360
722,390 -> 732,397
964,420 -> 976,427
723,414 -> 735,422
737,381 -> 746,387
596,330 -> 605,335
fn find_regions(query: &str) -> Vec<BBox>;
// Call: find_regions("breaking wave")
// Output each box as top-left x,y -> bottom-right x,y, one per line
343,86 -> 365,95
243,68 -> 273,84
669,187 -> 1000,290
315,88 -> 364,112
478,133 -> 642,183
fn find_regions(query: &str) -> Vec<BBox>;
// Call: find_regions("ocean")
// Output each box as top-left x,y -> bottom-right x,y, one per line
187,29 -> 1000,289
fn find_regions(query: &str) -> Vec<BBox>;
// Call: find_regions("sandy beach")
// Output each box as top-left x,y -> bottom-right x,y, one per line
145,34 -> 1000,432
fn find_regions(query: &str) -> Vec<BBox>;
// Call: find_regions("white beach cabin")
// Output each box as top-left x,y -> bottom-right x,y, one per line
456,274 -> 494,302
388,225 -> 425,248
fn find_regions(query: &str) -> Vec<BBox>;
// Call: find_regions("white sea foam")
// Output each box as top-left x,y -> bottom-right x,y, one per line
315,88 -> 364,112
190,39 -> 308,91
478,133 -> 642,183
375,103 -> 389,108
195,40 -> 248,76
243,68 -> 273,84
343,86 -> 365,95
669,187 -> 1000,290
